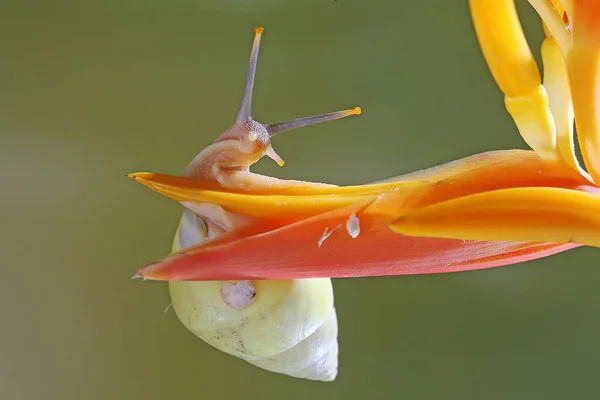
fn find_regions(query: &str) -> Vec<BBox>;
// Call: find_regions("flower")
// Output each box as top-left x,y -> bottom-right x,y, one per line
129,3 -> 600,281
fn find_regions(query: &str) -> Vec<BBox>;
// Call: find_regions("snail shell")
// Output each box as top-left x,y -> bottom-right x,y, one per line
168,210 -> 339,381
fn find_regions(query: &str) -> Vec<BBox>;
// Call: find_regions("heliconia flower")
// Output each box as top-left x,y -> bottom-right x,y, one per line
129,3 -> 600,282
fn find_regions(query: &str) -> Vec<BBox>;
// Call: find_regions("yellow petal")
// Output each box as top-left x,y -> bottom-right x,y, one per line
541,36 -> 581,172
503,85 -> 558,161
528,0 -> 571,52
469,0 -> 540,97
469,0 -> 559,161
390,187 -> 600,248
541,0 -> 567,37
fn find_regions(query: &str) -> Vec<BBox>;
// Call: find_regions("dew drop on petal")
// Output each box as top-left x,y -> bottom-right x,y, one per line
346,213 -> 360,238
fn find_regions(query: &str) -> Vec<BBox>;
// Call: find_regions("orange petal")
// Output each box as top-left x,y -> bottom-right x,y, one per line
568,0 -> 600,183
129,149 -> 591,220
391,187 -> 600,247
128,172 -> 422,220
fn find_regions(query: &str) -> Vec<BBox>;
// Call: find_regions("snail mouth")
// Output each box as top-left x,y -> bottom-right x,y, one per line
220,165 -> 247,172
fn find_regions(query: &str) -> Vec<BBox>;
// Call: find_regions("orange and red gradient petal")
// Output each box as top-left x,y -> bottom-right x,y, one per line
134,197 -> 578,281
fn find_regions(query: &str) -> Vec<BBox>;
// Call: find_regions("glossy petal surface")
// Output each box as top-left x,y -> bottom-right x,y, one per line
132,150 -> 588,281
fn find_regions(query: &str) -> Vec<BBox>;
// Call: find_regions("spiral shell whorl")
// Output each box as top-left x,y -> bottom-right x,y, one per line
246,305 -> 338,381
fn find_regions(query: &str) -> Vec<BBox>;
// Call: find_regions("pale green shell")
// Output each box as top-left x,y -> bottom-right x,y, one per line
168,210 -> 339,381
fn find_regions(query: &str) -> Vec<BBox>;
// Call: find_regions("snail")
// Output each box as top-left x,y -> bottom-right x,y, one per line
166,27 -> 360,381
131,1 -> 600,382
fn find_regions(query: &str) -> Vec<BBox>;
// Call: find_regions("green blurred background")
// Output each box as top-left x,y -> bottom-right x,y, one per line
2,1 -> 599,399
